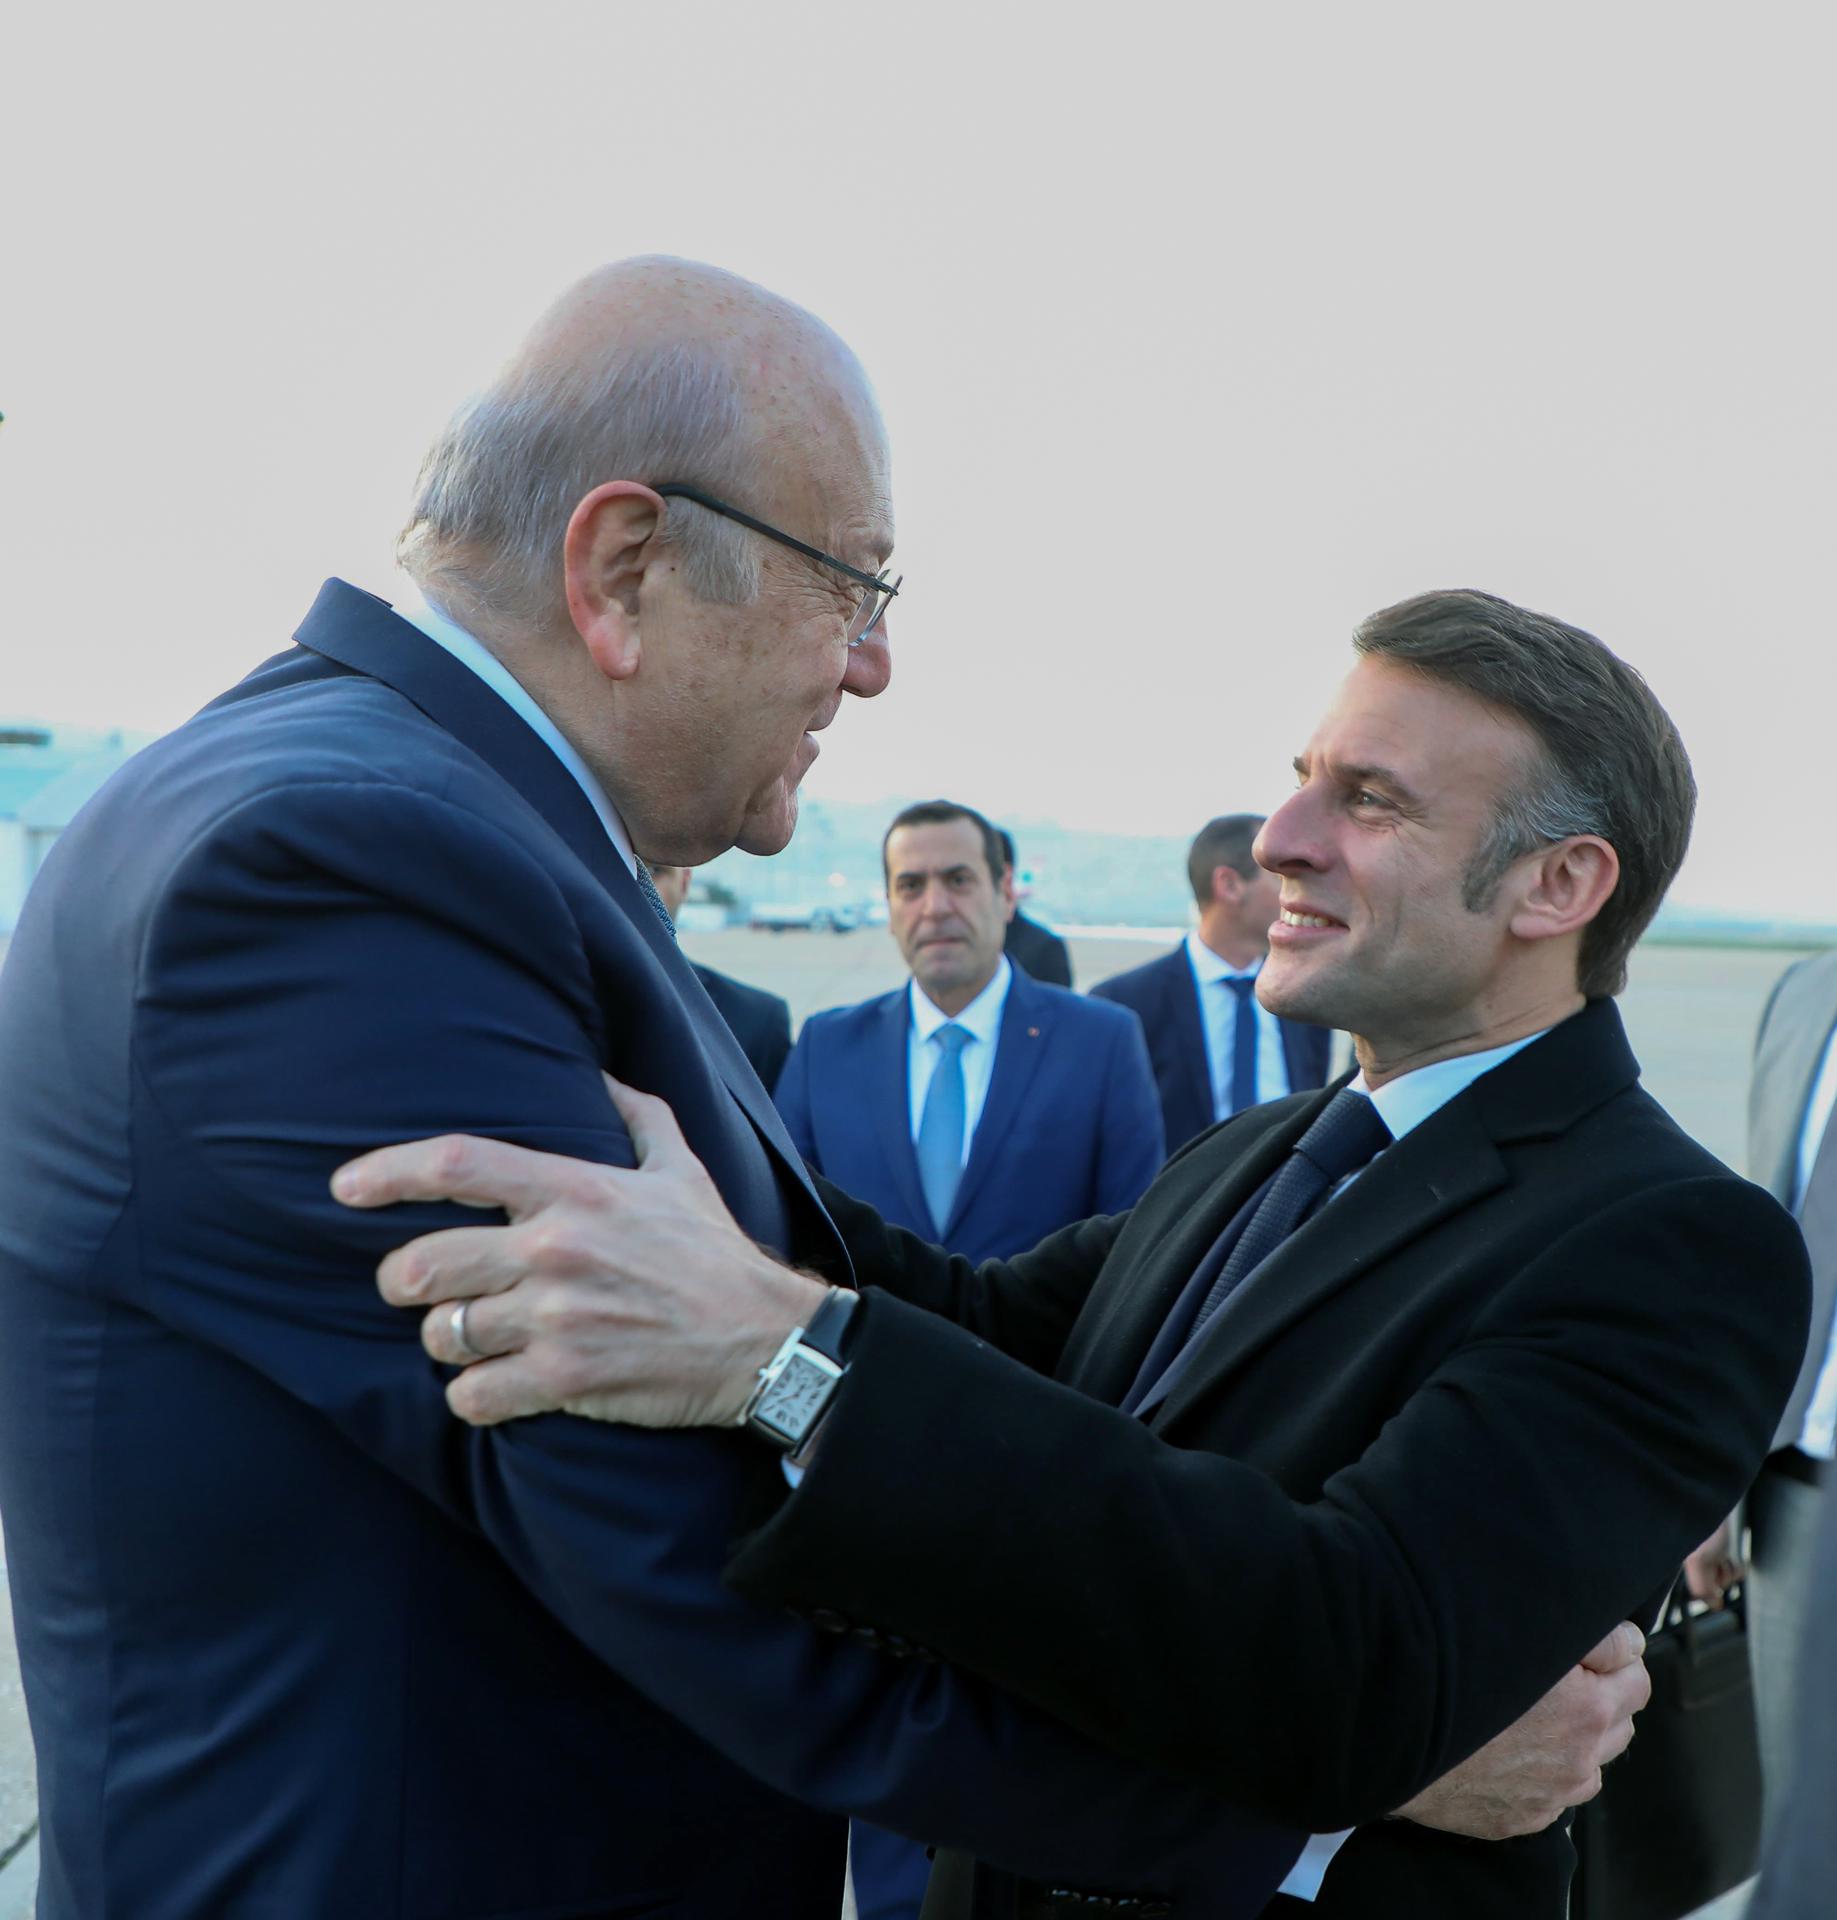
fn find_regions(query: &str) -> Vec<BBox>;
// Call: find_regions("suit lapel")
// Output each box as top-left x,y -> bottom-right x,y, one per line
1148,999 -> 1640,1434
1059,1093 -> 1328,1405
944,970 -> 1052,1236
1155,946 -> 1215,1138
867,988 -> 933,1230
1750,960 -> 1837,1200
292,580 -> 844,1256
1150,1105 -> 1506,1431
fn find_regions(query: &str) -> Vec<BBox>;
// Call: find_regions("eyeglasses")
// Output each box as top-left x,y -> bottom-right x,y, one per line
654,483 -> 900,644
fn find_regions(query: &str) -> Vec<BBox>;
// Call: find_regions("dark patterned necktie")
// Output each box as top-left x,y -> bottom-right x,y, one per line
1188,1088 -> 1391,1338
633,862 -> 678,940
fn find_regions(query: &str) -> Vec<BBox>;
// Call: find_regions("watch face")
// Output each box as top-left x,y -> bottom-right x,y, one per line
756,1350 -> 840,1447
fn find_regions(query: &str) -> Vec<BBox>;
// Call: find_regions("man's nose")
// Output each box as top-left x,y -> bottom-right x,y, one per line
1255,788 -> 1322,873
843,627 -> 892,700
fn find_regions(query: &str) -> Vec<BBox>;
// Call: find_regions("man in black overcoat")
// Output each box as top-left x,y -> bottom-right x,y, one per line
348,590 -> 1809,1918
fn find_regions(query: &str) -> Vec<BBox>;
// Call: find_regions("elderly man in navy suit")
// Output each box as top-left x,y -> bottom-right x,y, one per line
1094,814 -> 1333,1152
0,257 -> 1328,1919
775,796 -> 1163,1917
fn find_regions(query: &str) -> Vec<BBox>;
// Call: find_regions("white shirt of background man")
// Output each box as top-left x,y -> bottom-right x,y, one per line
1184,932 -> 1291,1117
1789,1017 -> 1837,1460
905,958 -> 1014,1166
396,587 -> 639,877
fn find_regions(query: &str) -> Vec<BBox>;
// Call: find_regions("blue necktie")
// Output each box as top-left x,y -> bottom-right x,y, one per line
915,1024 -> 973,1236
1223,975 -> 1259,1116
1187,1088 -> 1390,1339
634,863 -> 678,940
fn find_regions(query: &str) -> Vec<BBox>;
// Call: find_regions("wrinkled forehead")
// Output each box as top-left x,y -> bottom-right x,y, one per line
1309,656 -> 1542,806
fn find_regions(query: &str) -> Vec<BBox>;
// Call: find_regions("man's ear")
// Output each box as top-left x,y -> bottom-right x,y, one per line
562,482 -> 666,681
1212,864 -> 1245,908
1507,836 -> 1620,947
998,865 -> 1018,924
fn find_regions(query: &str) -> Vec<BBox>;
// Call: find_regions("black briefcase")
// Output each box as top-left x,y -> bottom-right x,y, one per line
1570,1579 -> 1762,1920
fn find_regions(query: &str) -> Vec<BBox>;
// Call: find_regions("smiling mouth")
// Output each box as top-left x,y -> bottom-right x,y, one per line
1274,907 -> 1349,935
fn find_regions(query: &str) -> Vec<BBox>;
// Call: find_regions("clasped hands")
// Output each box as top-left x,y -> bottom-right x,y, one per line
331,1073 -> 1650,1841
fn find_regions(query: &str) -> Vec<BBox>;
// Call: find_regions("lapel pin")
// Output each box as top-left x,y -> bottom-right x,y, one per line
1028,1026 -> 1040,1038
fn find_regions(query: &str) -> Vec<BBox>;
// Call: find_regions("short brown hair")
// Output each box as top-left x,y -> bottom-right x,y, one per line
882,800 -> 1008,884
1186,814 -> 1266,907
1354,590 -> 1695,997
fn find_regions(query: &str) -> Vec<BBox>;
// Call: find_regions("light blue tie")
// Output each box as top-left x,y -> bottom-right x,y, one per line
915,1024 -> 973,1236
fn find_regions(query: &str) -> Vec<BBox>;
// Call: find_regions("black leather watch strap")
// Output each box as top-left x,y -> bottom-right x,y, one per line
799,1285 -> 861,1364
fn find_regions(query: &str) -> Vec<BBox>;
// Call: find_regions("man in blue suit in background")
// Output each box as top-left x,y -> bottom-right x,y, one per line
776,798 -> 1163,1916
1093,813 -> 1333,1153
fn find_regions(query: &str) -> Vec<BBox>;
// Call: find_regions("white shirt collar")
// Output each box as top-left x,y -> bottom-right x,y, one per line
910,956 -> 1013,1047
394,585 -> 638,877
1349,1029 -> 1549,1142
1185,929 -> 1263,985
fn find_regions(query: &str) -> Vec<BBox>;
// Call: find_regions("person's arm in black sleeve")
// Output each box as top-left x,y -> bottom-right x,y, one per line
728,1182 -> 1810,1830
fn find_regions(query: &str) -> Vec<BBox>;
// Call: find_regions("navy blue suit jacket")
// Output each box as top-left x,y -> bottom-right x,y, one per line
693,962 -> 793,1091
775,969 -> 1164,1267
1092,945 -> 1333,1153
0,582 -> 1301,1918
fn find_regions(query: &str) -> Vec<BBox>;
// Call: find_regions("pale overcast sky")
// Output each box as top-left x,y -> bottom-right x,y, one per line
3,3 -> 1831,916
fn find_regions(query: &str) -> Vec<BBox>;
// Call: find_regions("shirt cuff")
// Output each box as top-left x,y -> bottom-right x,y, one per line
1275,1829 -> 1354,1901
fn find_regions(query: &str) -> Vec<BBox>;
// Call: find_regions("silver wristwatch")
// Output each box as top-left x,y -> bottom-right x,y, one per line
741,1287 -> 860,1452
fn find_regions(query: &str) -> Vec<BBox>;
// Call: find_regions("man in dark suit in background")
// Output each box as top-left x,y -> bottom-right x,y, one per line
649,861 -> 795,1088
997,826 -> 1074,986
1687,943 -> 1837,1832
1094,813 -> 1332,1152
354,588 -> 1805,1917
776,797 -> 1163,1918
0,257 -> 1333,1918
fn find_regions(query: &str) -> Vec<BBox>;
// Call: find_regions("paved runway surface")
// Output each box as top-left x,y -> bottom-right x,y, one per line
0,934 -> 1821,1912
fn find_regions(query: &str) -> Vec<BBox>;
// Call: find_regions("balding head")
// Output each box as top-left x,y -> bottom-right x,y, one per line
399,256 -> 885,636
396,258 -> 895,872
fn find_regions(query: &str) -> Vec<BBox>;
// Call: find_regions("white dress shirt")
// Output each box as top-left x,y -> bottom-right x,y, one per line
906,959 -> 1013,1165
1184,933 -> 1292,1117
1278,1023 -> 1549,1902
1788,1019 -> 1837,1459
394,587 -> 639,877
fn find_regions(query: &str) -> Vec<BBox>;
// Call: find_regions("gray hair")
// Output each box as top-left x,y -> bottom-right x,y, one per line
397,339 -> 765,631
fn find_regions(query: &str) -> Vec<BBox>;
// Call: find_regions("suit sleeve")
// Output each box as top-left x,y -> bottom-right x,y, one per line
729,1177 -> 1811,1829
133,779 -> 1302,1908
1093,1007 -> 1166,1210
815,1172 -> 1122,1376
